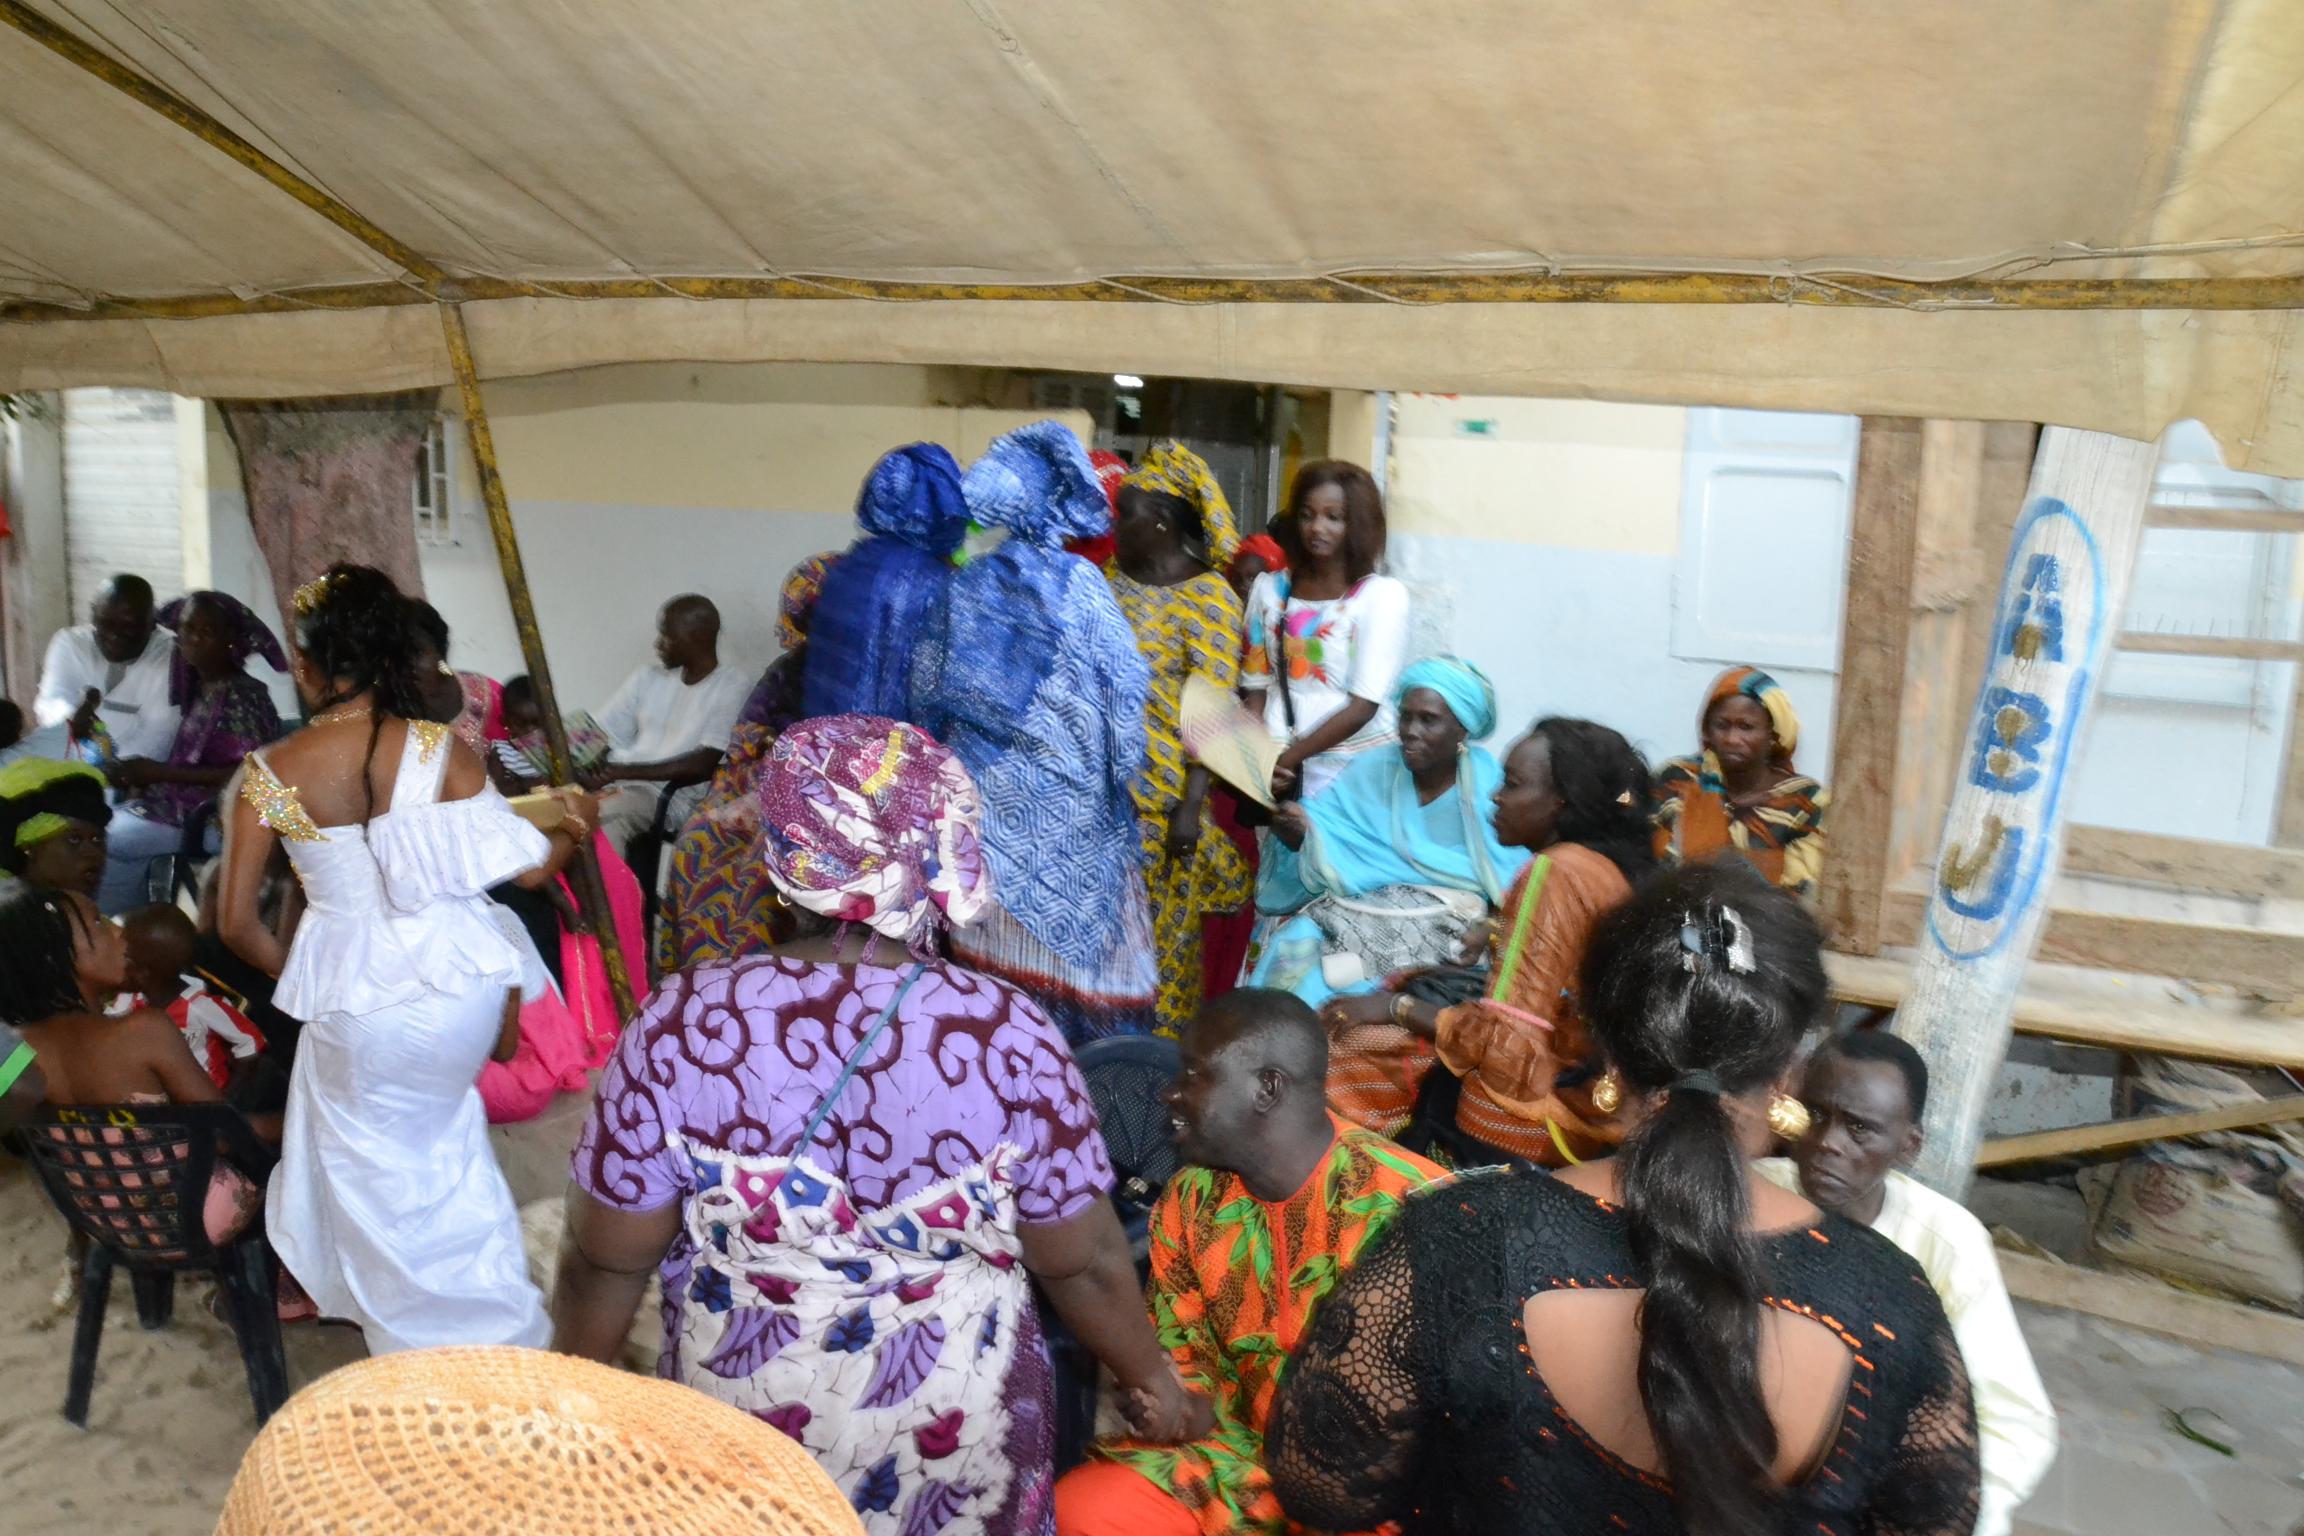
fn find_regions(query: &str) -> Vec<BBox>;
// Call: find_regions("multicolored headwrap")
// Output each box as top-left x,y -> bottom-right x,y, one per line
1702,665 -> 1800,766
0,758 -> 111,870
1122,440 -> 1241,569
1395,655 -> 1498,740
754,714 -> 994,952
156,590 -> 288,707
777,554 -> 840,650
961,421 -> 1108,547
856,443 -> 968,557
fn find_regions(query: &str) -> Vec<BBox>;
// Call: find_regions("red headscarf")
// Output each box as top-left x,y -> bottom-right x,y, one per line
1064,449 -> 1127,567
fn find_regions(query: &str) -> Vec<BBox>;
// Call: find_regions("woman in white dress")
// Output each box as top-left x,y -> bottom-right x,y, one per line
218,565 -> 594,1353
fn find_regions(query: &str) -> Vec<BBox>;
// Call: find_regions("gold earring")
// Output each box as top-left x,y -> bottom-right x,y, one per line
1590,1071 -> 1623,1115
1767,1093 -> 1812,1141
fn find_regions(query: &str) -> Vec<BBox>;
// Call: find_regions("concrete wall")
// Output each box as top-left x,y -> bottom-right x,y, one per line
2,397 -> 68,704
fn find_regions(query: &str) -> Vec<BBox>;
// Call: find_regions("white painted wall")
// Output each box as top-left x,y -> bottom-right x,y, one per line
1378,394 -> 1841,780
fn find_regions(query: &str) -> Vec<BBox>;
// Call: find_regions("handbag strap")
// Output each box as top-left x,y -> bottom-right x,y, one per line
794,961 -> 928,1156
1487,855 -> 1553,1003
1271,574 -> 1299,732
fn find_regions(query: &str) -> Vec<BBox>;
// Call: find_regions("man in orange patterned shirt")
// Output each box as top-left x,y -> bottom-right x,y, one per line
1054,988 -> 1444,1536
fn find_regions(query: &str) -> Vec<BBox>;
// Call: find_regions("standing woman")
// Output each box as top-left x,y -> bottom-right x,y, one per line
912,422 -> 1158,1045
1108,442 -> 1253,1034
1240,462 -> 1409,802
100,592 -> 286,913
217,564 -> 593,1353
803,442 -> 968,721
1653,665 -> 1830,900
1269,862 -> 1981,1536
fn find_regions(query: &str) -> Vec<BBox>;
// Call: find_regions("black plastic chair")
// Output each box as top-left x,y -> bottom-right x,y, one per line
1044,1033 -> 1182,1472
143,797 -> 220,908
630,772 -> 711,970
22,1103 -> 288,1427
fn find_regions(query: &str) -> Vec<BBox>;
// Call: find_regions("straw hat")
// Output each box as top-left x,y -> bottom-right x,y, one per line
214,1346 -> 863,1536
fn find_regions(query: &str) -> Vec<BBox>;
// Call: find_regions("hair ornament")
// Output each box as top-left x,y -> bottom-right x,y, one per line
292,570 -> 345,615
1615,789 -> 1635,806
1678,903 -> 1757,975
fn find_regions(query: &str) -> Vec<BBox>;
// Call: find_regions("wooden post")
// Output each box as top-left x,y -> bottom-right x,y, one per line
1819,418 -> 1922,953
1895,426 -> 2158,1194
438,303 -> 639,1021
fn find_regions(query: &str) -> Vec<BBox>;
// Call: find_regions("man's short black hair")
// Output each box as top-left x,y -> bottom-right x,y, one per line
1196,987 -> 1327,1084
1825,1028 -> 1928,1121
96,573 -> 154,608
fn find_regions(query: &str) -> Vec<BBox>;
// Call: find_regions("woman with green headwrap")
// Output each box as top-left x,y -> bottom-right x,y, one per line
0,758 -> 112,900
1248,658 -> 1528,1097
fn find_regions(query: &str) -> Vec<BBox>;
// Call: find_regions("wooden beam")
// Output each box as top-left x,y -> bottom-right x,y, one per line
2063,823 -> 2304,899
14,270 -> 2304,326
1820,418 -> 1923,955
1978,1094 -> 2304,1166
1887,421 -> 1990,884
1826,952 -> 2304,1067
2146,503 -> 2304,532
2116,631 -> 2302,660
1878,887 -> 2304,995
1999,1252 -> 2304,1367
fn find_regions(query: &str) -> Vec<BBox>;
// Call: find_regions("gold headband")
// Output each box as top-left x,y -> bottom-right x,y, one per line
291,570 -> 344,615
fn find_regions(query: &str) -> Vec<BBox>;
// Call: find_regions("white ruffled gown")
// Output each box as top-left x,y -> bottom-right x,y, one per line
262,721 -> 553,1353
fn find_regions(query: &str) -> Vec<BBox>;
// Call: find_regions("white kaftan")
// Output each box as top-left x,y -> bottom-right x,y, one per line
254,720 -> 553,1353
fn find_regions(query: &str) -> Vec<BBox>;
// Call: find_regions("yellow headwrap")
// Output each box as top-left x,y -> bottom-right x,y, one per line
1122,441 -> 1241,569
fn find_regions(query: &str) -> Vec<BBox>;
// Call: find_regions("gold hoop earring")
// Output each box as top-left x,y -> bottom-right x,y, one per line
1767,1093 -> 1812,1142
1590,1071 -> 1623,1116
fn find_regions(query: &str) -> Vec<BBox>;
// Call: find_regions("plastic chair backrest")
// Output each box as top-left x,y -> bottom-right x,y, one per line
24,1103 -> 275,1268
1072,1035 -> 1182,1221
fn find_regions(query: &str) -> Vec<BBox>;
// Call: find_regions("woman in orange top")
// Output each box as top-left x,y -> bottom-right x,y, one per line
1407,717 -> 1657,1167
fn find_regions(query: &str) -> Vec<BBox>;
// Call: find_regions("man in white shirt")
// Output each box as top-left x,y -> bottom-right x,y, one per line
33,574 -> 180,764
1759,1031 -> 2058,1536
586,594 -> 752,857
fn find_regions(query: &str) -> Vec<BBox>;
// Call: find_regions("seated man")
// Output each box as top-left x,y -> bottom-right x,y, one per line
1760,1030 -> 2058,1536
33,574 -> 179,764
586,594 -> 751,858
1056,989 -> 1444,1536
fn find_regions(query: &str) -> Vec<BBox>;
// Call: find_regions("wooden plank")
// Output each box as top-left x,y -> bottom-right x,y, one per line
2116,631 -> 2302,660
2147,503 -> 2304,532
1999,1252 -> 2304,1367
1978,1095 -> 2304,1166
2063,824 -> 2304,899
1877,887 -> 2304,995
1825,952 -> 2304,1068
1887,421 -> 1989,883
1820,417 -> 1923,956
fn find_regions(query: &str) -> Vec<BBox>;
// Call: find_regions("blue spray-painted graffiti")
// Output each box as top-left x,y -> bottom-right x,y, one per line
1928,497 -> 2106,962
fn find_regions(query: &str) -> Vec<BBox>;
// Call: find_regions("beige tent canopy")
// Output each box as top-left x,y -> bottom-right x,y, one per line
6,0 -> 2304,469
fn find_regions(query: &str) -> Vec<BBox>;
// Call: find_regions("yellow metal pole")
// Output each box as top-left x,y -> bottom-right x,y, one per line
439,302 -> 639,1021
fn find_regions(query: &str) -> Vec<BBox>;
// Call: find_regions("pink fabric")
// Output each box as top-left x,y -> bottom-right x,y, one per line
451,671 -> 505,755
477,831 -> 645,1124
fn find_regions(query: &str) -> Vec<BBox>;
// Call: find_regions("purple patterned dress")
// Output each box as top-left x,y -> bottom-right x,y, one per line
573,955 -> 1114,1536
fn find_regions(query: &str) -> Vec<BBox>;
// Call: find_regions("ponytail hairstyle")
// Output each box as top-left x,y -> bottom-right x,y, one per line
1531,716 -> 1657,886
291,564 -> 430,820
1578,860 -> 1828,1536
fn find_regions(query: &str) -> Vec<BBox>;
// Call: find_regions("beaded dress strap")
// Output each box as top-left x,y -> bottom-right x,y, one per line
240,753 -> 323,842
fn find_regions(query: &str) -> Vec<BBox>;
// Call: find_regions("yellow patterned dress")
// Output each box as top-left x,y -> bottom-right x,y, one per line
1108,566 -> 1253,1033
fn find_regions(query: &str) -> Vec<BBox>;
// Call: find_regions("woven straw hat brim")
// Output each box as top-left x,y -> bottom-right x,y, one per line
214,1345 -> 863,1536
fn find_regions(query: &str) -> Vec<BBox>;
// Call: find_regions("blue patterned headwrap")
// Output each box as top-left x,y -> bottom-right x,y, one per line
1395,655 -> 1497,740
960,421 -> 1108,547
857,443 -> 968,557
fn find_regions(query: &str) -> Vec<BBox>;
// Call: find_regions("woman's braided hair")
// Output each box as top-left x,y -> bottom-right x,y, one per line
292,564 -> 430,821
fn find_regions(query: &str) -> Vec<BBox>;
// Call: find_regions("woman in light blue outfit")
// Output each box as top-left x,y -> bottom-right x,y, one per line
1249,657 -> 1529,1009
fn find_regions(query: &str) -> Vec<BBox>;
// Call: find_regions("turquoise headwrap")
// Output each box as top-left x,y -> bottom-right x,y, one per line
1395,655 -> 1497,740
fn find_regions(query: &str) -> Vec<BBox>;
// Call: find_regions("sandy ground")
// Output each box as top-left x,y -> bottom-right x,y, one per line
0,1092 -> 595,1536
3,1099 -> 2300,1536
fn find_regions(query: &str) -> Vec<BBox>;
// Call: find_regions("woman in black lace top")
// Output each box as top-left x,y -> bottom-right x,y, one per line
1268,862 -> 1980,1536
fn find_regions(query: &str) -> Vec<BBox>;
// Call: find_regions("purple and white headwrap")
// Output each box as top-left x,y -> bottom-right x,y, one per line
753,714 -> 993,952
156,590 -> 287,707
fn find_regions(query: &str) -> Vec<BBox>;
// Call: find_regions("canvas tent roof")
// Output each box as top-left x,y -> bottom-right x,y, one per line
6,1 -> 2304,470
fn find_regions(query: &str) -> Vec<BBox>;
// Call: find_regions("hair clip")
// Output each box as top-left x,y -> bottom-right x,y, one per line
1615,790 -> 1635,806
1679,904 -> 1757,975
291,571 -> 344,615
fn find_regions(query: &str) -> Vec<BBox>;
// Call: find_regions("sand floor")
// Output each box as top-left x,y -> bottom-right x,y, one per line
4,1107 -> 2302,1536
